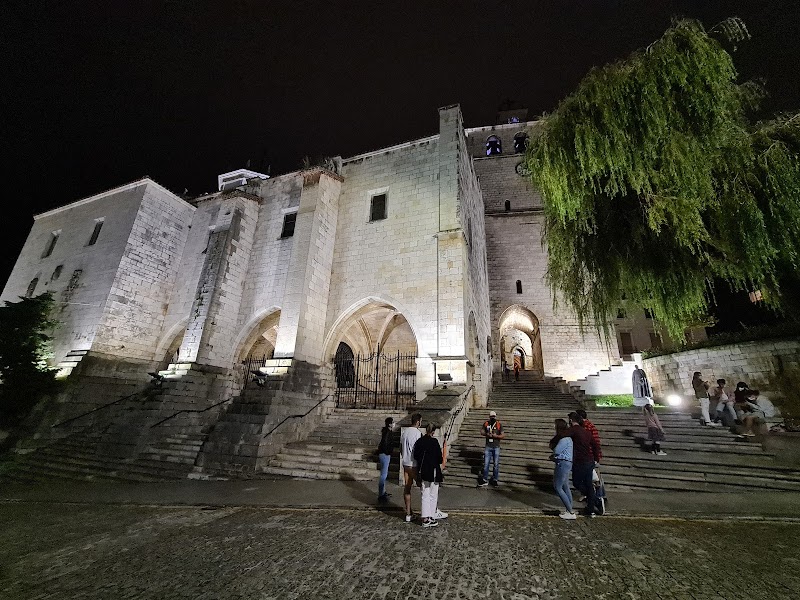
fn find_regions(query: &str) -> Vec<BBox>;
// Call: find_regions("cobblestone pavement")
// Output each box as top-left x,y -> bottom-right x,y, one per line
2,502 -> 799,600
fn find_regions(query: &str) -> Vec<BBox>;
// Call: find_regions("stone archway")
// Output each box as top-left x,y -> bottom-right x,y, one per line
234,310 -> 281,364
499,305 -> 543,378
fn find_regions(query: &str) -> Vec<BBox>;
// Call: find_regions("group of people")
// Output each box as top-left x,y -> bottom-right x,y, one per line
378,413 -> 448,528
502,360 -> 520,382
693,373 -> 776,436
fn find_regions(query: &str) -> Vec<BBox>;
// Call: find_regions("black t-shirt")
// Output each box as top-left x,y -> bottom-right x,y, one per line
484,420 -> 502,448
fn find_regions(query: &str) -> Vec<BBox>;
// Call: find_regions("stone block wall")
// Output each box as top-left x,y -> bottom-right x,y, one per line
642,339 -> 800,402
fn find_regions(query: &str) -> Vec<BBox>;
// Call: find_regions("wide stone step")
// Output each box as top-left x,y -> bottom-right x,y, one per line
270,452 -> 380,470
450,437 -> 769,455
259,466 -> 377,481
263,461 -> 379,479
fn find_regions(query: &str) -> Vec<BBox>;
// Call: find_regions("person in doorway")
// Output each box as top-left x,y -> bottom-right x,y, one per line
549,419 -> 576,519
413,422 -> 447,528
502,360 -> 510,382
400,413 -> 422,522
576,409 -> 603,462
478,410 -> 504,487
513,360 -> 520,382
552,412 -> 601,516
692,372 -> 721,427
632,365 -> 653,407
643,404 -> 667,455
377,417 -> 394,503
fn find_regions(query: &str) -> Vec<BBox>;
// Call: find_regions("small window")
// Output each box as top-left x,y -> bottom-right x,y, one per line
51,265 -> 63,281
370,194 -> 387,222
644,308 -> 653,319
514,133 -> 529,154
486,136 -> 502,156
26,278 -> 39,298
280,213 -> 297,238
516,280 -> 522,294
617,308 -> 627,319
42,231 -> 60,258
649,332 -> 662,350
504,200 -> 511,212
87,218 -> 104,246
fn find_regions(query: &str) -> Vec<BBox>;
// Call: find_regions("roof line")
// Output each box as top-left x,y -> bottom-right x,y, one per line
342,134 -> 439,164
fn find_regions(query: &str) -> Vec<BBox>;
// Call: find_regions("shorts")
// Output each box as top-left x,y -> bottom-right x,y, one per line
403,465 -> 418,489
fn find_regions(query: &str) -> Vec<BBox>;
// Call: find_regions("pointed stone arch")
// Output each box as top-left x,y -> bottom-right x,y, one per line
231,307 -> 282,364
498,304 -> 543,378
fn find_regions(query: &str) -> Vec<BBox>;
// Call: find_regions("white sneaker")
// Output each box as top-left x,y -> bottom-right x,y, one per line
422,518 -> 439,528
434,509 -> 448,519
655,450 -> 667,456
559,511 -> 577,520
708,422 -> 723,427
405,514 -> 413,523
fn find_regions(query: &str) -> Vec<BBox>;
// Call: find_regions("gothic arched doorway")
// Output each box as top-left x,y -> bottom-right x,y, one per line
498,305 -> 543,378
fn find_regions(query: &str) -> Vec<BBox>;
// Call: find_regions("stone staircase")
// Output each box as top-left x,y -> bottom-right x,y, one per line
259,408 -> 408,480
444,375 -> 800,492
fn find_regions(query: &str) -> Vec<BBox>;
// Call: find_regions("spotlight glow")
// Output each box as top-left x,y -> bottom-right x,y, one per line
667,394 -> 682,406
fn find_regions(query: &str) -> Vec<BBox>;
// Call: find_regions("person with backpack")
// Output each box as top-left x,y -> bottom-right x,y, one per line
478,410 -> 504,487
413,422 -> 447,528
576,409 -> 603,462
377,417 -> 395,503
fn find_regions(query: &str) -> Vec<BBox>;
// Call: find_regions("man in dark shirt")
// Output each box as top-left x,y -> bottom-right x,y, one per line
554,412 -> 601,516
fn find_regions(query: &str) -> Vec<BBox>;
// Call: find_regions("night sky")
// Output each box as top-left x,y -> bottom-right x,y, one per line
2,1 -> 799,295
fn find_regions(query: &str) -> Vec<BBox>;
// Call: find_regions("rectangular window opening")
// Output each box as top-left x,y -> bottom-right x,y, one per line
370,194 -> 387,222
280,212 -> 297,238
42,231 -> 60,258
87,219 -> 104,246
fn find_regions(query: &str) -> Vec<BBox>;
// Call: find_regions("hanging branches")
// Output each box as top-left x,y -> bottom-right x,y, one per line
524,18 -> 800,340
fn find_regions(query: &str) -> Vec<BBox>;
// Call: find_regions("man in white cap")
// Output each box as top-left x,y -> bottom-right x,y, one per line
478,410 -> 504,487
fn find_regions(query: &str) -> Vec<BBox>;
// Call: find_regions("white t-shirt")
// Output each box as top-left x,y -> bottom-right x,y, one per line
400,426 -> 422,468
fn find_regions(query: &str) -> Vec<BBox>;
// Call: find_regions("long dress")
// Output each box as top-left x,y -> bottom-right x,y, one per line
632,368 -> 653,407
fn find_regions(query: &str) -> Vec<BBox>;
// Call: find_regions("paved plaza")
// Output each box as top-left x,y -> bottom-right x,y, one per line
2,482 -> 800,600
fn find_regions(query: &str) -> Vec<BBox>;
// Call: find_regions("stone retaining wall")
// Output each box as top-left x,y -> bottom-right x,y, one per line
642,339 -> 800,402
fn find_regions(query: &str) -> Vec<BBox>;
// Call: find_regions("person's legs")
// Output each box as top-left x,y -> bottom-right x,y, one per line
482,447 -> 491,481
573,462 -> 596,515
421,481 -> 433,519
553,461 -> 573,512
700,397 -> 712,424
378,453 -> 390,498
403,466 -> 416,516
430,482 -> 440,516
726,402 -> 738,424
491,447 -> 500,482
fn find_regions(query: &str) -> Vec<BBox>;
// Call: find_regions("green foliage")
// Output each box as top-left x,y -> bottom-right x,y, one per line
0,293 -> 60,426
589,394 -> 634,407
643,321 -> 800,358
525,18 -> 800,339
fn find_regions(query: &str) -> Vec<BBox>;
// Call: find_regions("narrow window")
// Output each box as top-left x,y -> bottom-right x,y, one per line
617,308 -> 627,319
87,218 -> 104,246
644,308 -> 653,319
486,136 -> 502,156
280,213 -> 297,238
504,200 -> 511,212
51,265 -> 63,281
370,193 -> 387,221
42,231 -> 60,258
516,280 -> 522,294
26,278 -> 39,298
514,133 -> 528,153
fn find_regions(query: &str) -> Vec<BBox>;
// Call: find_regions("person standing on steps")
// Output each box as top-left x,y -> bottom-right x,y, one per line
643,404 -> 667,455
549,419 -> 577,520
377,417 -> 395,503
413,422 -> 447,528
400,413 -> 422,522
632,365 -> 653,407
513,360 -> 520,382
554,412 -> 601,516
576,409 -> 603,463
478,410 -> 504,487
692,372 -> 721,427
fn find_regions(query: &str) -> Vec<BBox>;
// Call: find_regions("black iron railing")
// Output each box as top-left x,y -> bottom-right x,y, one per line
51,389 -> 148,429
334,351 -> 416,410
262,394 -> 334,440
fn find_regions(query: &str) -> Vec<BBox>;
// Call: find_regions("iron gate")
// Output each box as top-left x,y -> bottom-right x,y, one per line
334,351 -> 417,409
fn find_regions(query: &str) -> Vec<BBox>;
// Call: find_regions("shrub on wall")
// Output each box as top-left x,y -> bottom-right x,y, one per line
0,293 -> 61,427
642,322 -> 800,358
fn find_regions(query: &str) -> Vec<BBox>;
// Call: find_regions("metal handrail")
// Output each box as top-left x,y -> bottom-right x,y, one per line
262,393 -> 334,439
443,385 -> 474,447
51,389 -> 147,429
150,396 -> 234,428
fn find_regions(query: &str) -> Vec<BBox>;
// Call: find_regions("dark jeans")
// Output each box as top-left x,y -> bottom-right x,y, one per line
572,461 -> 597,514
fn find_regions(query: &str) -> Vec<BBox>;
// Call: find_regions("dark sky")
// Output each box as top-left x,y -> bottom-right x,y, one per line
2,0 -> 799,286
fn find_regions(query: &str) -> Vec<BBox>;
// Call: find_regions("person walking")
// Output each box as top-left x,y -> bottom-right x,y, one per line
513,360 -> 520,382
377,417 -> 395,503
643,404 -> 667,455
399,413 -> 422,522
549,419 -> 577,520
413,422 -> 447,528
502,360 -> 510,382
552,412 -> 601,517
478,410 -> 504,487
576,409 -> 603,462
692,371 -> 721,427
632,365 -> 653,407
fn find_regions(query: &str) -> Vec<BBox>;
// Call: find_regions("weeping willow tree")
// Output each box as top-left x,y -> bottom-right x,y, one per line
524,17 -> 800,340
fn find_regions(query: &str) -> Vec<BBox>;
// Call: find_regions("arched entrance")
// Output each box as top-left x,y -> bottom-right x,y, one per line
498,305 -> 543,378
327,300 -> 419,409
234,310 -> 281,367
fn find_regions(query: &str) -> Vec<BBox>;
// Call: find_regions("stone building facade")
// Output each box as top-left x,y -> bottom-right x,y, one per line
1,104 -> 636,472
